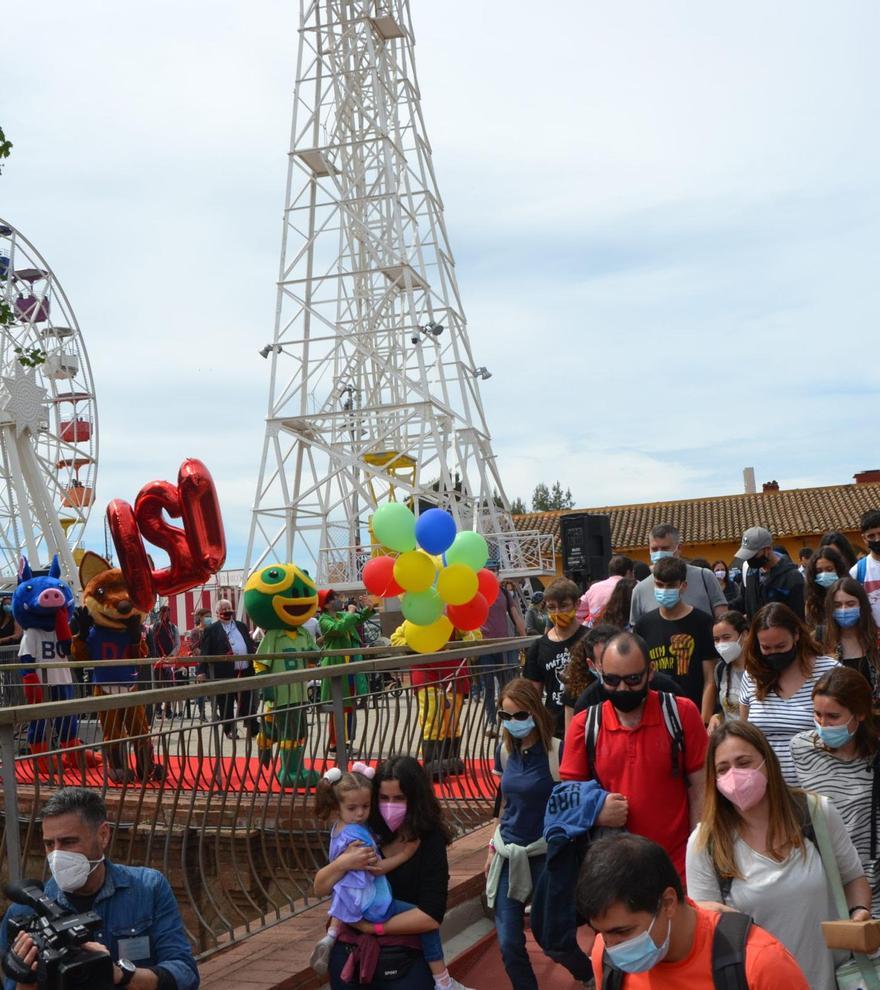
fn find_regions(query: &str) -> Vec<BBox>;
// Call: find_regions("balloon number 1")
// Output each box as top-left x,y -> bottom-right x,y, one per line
107,458 -> 227,612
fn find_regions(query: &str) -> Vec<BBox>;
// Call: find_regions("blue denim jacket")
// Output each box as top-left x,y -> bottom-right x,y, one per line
0,861 -> 199,990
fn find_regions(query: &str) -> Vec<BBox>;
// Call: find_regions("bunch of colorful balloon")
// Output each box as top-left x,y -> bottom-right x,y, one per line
361,504 -> 500,654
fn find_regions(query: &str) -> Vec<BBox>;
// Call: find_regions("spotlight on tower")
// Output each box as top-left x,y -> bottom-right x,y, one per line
471,366 -> 492,380
423,321 -> 444,336
259,344 -> 282,359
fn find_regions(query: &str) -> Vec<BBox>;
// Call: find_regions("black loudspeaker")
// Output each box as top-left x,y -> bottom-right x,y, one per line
559,514 -> 612,591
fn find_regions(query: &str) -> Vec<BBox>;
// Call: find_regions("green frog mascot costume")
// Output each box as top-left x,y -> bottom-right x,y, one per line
244,563 -> 320,788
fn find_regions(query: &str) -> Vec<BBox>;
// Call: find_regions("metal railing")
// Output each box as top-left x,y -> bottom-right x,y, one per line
0,637 -> 530,957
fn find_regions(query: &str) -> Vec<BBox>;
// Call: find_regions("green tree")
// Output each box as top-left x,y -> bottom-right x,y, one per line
0,126 -> 11,174
510,496 -> 527,515
532,481 -> 574,511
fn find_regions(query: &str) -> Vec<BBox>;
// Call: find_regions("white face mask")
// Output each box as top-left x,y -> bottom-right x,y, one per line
47,849 -> 104,892
716,641 -> 743,665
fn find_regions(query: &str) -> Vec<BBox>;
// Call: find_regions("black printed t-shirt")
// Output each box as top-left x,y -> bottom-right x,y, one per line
634,606 -> 717,709
523,626 -> 587,737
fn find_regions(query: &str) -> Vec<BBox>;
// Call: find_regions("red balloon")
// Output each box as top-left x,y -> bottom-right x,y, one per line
363,556 -> 404,597
106,498 -> 156,613
179,458 -> 227,572
476,569 -> 500,606
134,480 -> 209,596
448,592 -> 489,631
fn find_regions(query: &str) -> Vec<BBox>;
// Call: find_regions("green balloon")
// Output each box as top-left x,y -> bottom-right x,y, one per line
445,531 -> 488,571
373,502 -> 416,552
401,589 -> 445,626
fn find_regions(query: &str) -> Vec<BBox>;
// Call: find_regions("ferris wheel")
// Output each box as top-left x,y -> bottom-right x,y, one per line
0,219 -> 98,589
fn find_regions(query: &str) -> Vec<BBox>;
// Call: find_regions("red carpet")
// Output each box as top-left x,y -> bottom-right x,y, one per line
13,755 -> 499,796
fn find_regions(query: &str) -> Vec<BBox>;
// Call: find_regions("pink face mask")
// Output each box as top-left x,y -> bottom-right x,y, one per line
716,762 -> 767,812
379,800 -> 407,833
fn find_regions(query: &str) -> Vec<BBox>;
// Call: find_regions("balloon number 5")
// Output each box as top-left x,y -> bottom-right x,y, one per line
107,459 -> 227,612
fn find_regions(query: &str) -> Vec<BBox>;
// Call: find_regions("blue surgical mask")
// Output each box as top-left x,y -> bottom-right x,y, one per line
815,571 -> 838,589
1,604 -> 10,615
654,588 -> 680,609
605,910 -> 671,974
505,716 -> 536,739
833,607 -> 861,628
815,717 -> 855,749
650,550 -> 674,564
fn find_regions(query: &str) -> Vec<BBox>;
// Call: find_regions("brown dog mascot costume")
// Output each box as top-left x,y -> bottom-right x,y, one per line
70,552 -> 165,782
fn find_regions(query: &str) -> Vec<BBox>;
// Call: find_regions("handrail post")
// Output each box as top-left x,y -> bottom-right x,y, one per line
330,671 -> 348,769
0,722 -> 22,882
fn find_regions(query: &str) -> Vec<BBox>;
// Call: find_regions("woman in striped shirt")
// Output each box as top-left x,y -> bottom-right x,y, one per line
792,666 -> 880,914
739,603 -> 839,784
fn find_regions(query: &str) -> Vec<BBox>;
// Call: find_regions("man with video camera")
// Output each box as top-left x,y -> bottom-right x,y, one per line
0,788 -> 199,990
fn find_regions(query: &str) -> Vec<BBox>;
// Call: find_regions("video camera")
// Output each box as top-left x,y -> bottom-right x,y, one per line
2,880 -> 114,989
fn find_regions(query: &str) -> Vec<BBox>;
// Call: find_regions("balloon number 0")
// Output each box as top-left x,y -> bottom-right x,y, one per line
107,458 -> 227,612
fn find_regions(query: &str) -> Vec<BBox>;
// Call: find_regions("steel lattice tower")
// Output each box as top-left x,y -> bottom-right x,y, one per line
244,1 -> 554,587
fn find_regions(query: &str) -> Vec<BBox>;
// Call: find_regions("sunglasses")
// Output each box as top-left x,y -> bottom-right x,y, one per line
498,710 -> 532,722
602,670 -> 648,688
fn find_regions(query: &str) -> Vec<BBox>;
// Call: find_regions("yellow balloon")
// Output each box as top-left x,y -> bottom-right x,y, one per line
393,550 -> 437,593
436,563 -> 479,606
404,616 -> 454,654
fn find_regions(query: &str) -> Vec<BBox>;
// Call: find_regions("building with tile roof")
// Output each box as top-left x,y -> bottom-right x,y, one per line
514,477 -> 880,580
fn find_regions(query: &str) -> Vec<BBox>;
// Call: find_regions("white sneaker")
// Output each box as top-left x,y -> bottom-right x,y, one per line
437,980 -> 475,990
309,937 -> 334,975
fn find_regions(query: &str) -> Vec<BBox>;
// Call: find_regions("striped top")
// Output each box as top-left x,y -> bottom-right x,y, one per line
740,655 -> 839,784
791,730 -> 880,915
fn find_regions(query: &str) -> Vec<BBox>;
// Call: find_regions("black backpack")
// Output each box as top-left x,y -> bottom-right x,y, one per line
602,910 -> 752,990
585,692 -> 685,787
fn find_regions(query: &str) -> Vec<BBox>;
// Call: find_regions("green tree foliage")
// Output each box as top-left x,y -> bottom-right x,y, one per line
532,481 -> 575,511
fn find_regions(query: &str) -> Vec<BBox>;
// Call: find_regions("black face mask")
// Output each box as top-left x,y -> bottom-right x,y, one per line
608,684 -> 648,712
868,540 -> 880,555
750,552 -> 770,570
758,646 -> 798,672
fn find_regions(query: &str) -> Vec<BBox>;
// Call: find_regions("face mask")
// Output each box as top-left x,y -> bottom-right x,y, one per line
219,611 -> 234,621
650,550 -> 674,564
1,604 -> 10,615
605,910 -> 671,973
815,571 -> 838,589
714,571 -> 727,581
868,540 -> 880,555
379,800 -> 407,833
608,684 -> 648,713
814,717 -> 855,749
548,609 -> 577,628
653,588 -> 680,609
47,850 -> 104,893
716,641 -> 742,665
505,716 -> 536,739
591,666 -> 604,686
716,762 -> 767,812
203,617 -> 214,627
757,646 -> 797,672
833,608 -> 861,629
750,553 -> 769,570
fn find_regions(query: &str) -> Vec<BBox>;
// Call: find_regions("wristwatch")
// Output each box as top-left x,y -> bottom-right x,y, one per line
117,958 -> 137,986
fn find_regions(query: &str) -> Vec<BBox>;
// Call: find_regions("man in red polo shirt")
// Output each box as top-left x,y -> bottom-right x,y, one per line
560,631 -> 707,879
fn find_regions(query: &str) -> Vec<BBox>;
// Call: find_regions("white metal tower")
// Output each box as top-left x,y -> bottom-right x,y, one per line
245,0 -> 554,587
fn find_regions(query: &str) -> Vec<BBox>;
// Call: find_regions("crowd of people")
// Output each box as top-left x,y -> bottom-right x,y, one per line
485,510 -> 880,989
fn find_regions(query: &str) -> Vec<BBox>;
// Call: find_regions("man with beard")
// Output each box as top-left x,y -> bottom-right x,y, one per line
559,632 -> 707,882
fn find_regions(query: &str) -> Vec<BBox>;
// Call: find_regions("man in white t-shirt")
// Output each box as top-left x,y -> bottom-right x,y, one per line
851,509 -> 880,625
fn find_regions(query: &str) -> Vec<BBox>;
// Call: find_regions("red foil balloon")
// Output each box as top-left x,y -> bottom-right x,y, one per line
476,569 -> 500,606
448,592 -> 489,632
179,458 -> 226,572
362,556 -> 404,598
106,498 -> 156,612
134,480 -> 209,596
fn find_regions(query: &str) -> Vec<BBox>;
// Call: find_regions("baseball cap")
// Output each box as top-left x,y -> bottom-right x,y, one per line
738,526 -> 773,561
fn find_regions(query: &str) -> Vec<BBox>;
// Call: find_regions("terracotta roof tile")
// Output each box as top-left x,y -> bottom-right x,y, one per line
513,483 -> 880,552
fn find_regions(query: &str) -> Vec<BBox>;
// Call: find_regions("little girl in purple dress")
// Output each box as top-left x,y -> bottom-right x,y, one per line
309,763 -> 470,989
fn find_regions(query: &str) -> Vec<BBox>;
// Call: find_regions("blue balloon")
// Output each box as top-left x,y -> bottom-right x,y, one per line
415,508 -> 457,555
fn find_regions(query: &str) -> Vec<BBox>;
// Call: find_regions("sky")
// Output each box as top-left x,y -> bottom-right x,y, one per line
3,0 -> 880,568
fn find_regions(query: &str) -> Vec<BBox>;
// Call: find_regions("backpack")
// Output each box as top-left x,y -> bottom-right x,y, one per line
601,910 -> 752,990
584,692 -> 685,788
713,791 -> 816,903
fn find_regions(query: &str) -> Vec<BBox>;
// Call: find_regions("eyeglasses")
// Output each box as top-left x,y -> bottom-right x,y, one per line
601,670 -> 648,688
498,710 -> 531,722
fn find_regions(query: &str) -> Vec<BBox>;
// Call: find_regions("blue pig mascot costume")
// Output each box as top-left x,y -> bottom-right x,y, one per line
14,555 -> 100,772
